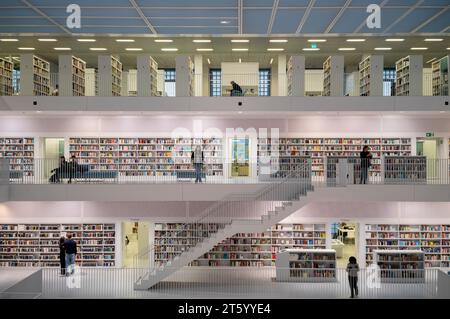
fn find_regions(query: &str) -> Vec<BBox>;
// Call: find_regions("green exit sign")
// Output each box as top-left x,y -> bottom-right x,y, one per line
426,132 -> 434,137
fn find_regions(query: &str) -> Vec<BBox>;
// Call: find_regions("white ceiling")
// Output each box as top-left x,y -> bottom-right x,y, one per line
0,0 -> 449,36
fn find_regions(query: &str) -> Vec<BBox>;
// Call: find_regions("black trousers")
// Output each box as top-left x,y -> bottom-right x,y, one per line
348,276 -> 358,297
60,253 -> 66,275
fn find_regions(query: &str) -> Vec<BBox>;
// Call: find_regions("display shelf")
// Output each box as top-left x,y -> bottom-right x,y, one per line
70,137 -> 223,177
374,250 -> 425,283
432,55 -> 449,96
275,249 -> 336,282
395,55 -> 423,96
0,57 -> 13,96
0,137 -> 34,177
0,223 -> 115,267
384,156 -> 426,183
365,224 -> 450,268
154,223 -> 327,268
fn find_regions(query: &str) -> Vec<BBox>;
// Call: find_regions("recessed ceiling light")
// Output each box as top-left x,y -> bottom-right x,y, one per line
239,58 -> 242,63
196,48 -> 214,51
154,39 -> 173,43
267,48 -> 284,51
308,39 -> 327,43
338,48 -> 356,51
424,38 -> 443,42
439,111 -> 446,113
193,39 -> 211,43
411,47 -> 428,50
125,48 -> 143,51
302,48 -> 320,51
374,47 -> 392,50
54,47 -> 71,51
161,48 -> 178,51
116,39 -> 134,42
346,39 -> 365,42
231,39 -> 249,43
207,58 -> 211,64
89,48 -> 107,51
270,58 -> 274,65
221,20 -> 230,24
385,39 -> 405,42
0,39 -> 19,42
232,48 -> 248,51
18,47 -> 35,50
269,39 -> 288,43
238,111 -> 243,114
38,38 -> 57,42
77,39 -> 96,42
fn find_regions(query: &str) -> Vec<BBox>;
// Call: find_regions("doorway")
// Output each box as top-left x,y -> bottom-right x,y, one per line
416,137 -> 442,179
331,221 -> 359,268
230,138 -> 250,177
122,221 -> 150,268
43,138 -> 65,179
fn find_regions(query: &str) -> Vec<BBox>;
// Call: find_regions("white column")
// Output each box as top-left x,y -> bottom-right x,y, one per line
369,55 -> 384,96
98,55 -> 113,97
58,55 -> 73,96
289,55 -> 305,96
121,71 -> 129,96
329,55 -> 345,97
137,55 -> 152,97
277,55 -> 287,96
176,55 -> 192,97
19,54 -> 35,96
409,55 -> 423,96
194,55 -> 203,96
157,69 -> 165,95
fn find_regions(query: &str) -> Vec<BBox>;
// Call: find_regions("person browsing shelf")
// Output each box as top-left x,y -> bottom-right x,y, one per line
360,145 -> 373,184
191,145 -> 204,183
49,156 -> 68,183
59,236 -> 66,276
230,81 -> 243,96
64,234 -> 77,276
346,256 -> 360,298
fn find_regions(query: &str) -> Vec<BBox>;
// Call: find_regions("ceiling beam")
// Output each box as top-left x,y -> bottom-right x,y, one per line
296,0 -> 315,34
129,0 -> 157,34
267,0 -> 279,34
20,0 -> 72,34
382,0 -> 425,34
353,0 -> 389,33
238,0 -> 243,34
411,6 -> 449,33
324,0 -> 351,34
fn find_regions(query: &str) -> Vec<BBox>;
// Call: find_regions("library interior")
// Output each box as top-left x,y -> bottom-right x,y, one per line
0,0 -> 450,300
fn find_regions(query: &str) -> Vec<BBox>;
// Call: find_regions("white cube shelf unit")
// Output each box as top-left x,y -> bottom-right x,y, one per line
154,223 -> 328,268
432,55 -> 449,96
69,137 -> 223,177
359,55 -> 383,96
58,55 -> 86,96
0,137 -> 34,177
258,137 -> 411,179
0,57 -> 13,96
395,55 -> 423,96
374,250 -> 425,283
20,54 -> 50,96
0,223 -> 116,267
365,224 -> 450,268
383,156 -> 426,183
275,249 -> 337,282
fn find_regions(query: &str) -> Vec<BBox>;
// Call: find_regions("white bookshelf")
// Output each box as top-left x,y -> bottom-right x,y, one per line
432,55 -> 449,96
323,56 -> 344,97
287,55 -> 305,96
58,55 -> 86,96
395,55 -> 423,96
275,249 -> 336,282
175,56 -> 195,97
137,55 -> 158,97
374,250 -> 425,283
69,137 -> 224,177
0,57 -> 13,96
98,55 -> 122,96
154,223 -> 327,267
0,137 -> 34,177
20,54 -> 50,96
384,156 -> 426,183
0,223 -> 116,267
359,55 -> 383,96
365,224 -> 450,268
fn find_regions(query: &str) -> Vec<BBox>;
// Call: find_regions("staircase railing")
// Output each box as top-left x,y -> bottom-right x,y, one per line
132,160 -> 313,285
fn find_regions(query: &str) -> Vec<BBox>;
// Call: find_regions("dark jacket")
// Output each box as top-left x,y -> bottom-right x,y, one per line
360,151 -> 372,167
231,82 -> 242,93
64,239 -> 77,254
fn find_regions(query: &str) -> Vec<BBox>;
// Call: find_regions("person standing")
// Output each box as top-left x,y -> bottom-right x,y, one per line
230,81 -> 243,96
59,236 -> 66,276
191,145 -> 204,183
68,155 -> 78,184
64,234 -> 77,276
360,145 -> 373,184
346,256 -> 360,298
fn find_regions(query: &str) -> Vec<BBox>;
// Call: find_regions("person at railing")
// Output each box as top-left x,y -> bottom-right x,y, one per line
52,84 -> 59,96
49,156 -> 68,183
229,81 -> 243,96
346,256 -> 360,298
360,145 -> 373,184
68,155 -> 79,184
64,233 -> 77,276
59,236 -> 66,276
191,145 -> 204,183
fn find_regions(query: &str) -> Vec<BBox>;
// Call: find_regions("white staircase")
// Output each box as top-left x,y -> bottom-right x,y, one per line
133,179 -> 314,290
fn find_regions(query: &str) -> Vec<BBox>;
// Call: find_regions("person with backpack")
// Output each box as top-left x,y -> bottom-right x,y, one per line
346,256 -> 360,298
